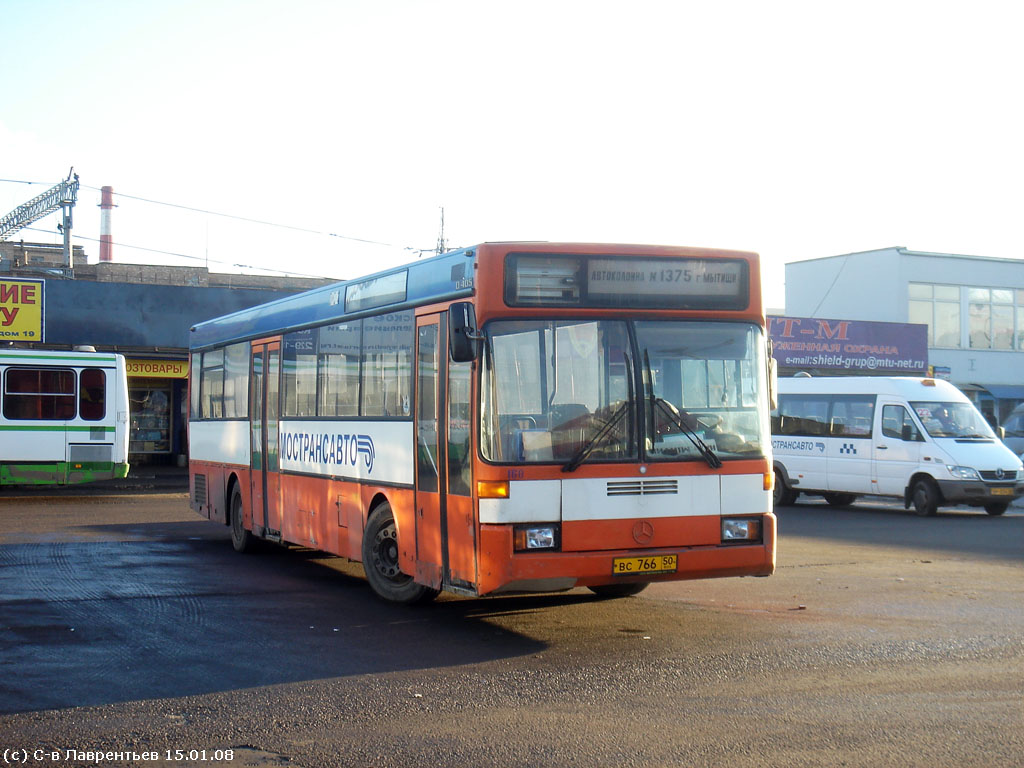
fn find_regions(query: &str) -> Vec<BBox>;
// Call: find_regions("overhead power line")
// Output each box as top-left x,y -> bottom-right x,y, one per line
79,184 -> 415,251
5,176 -> 438,261
21,226 -> 340,281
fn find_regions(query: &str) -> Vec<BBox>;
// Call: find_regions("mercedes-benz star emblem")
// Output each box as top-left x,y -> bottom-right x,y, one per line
632,520 -> 654,545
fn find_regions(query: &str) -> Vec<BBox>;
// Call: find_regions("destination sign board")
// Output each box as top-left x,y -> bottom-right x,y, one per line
588,258 -> 744,299
506,253 -> 748,310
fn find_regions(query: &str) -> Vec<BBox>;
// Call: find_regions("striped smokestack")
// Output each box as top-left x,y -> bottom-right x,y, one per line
99,186 -> 115,262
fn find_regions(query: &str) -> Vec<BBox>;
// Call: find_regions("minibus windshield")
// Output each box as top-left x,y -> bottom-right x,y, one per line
910,401 -> 997,439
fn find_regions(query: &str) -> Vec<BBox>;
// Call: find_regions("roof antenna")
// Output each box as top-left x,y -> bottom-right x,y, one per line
435,207 -> 447,256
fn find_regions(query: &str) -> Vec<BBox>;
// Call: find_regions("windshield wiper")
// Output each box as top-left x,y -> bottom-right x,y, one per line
653,398 -> 723,469
642,349 -> 721,469
562,401 -> 631,473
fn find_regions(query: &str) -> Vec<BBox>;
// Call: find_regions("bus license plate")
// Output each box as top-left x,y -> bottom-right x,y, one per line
992,487 -> 1014,496
612,554 -> 677,576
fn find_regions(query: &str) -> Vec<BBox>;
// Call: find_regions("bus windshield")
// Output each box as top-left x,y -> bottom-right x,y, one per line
480,319 -> 768,464
638,321 -> 768,460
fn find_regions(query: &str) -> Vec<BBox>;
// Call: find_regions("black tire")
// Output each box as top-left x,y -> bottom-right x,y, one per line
823,492 -> 858,507
984,502 -> 1009,516
361,502 -> 439,604
911,478 -> 940,517
229,485 -> 256,553
588,582 -> 650,598
773,470 -> 799,507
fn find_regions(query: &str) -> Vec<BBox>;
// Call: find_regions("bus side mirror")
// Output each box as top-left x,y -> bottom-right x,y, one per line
449,301 -> 482,362
768,357 -> 778,411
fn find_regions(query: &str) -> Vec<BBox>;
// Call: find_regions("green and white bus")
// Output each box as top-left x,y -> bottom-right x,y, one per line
0,348 -> 130,486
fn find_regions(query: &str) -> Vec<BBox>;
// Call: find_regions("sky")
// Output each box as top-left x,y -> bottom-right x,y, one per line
2,0 -> 1022,309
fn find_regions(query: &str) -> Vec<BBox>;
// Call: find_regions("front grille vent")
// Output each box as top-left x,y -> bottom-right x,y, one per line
979,470 -> 1019,481
607,479 -> 678,497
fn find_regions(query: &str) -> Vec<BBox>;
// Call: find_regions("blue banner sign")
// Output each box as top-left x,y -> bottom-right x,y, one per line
769,316 -> 928,373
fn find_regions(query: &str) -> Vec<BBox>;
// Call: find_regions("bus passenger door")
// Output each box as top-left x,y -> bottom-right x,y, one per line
445,355 -> 476,588
250,342 -> 282,538
415,318 -> 445,587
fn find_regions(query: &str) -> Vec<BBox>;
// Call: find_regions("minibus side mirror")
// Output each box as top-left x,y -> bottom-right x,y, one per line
449,301 -> 482,362
902,424 -> 913,441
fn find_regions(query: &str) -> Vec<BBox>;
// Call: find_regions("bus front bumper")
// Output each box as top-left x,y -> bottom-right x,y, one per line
478,512 -> 777,596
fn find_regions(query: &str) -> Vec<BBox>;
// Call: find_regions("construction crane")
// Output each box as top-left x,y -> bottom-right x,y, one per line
0,169 -> 80,270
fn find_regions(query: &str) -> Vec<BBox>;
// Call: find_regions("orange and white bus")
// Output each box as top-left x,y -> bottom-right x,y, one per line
188,242 -> 776,603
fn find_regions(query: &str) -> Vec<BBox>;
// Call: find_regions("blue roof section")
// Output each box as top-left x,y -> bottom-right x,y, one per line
44,280 -> 300,349
189,247 -> 477,350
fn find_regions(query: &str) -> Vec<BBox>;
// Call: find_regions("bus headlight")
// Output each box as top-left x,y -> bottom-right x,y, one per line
513,524 -> 561,552
946,465 -> 981,481
721,517 -> 761,543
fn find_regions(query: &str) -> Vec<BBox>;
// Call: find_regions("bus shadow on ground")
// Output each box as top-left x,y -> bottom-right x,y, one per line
776,500 -> 1024,562
0,524 -> 586,714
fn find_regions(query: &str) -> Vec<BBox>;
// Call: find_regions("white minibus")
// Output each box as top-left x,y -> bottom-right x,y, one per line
771,376 -> 1023,516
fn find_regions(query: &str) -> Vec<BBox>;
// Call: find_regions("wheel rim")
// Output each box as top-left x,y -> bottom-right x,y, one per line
371,520 -> 405,582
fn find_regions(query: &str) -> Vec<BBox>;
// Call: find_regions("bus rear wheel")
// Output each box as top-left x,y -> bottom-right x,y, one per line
588,583 -> 649,598
229,485 -> 256,553
361,502 -> 439,604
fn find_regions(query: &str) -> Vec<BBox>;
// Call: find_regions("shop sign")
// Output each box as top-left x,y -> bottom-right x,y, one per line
769,316 -> 928,373
0,278 -> 44,341
126,358 -> 189,378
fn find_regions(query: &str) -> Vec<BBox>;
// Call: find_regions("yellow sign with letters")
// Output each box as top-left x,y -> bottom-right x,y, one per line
126,359 -> 190,379
0,278 -> 44,341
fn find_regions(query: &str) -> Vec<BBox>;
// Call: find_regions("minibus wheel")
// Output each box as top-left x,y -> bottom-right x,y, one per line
823,492 -> 857,507
984,502 -> 1009,516
229,485 -> 256,553
910,478 -> 939,516
362,502 -> 439,604
773,470 -> 798,506
588,583 -> 649,598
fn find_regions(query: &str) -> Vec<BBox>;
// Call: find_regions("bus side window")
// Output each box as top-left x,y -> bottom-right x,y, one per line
79,368 -> 106,421
3,368 -> 76,420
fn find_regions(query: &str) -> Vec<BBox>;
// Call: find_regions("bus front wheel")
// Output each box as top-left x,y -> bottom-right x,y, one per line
361,502 -> 439,604
588,583 -> 650,598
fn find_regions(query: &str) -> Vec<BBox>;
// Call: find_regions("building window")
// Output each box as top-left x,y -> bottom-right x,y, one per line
130,385 -> 171,454
1015,291 -> 1024,350
908,283 -> 960,348
969,287 -> 1014,350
